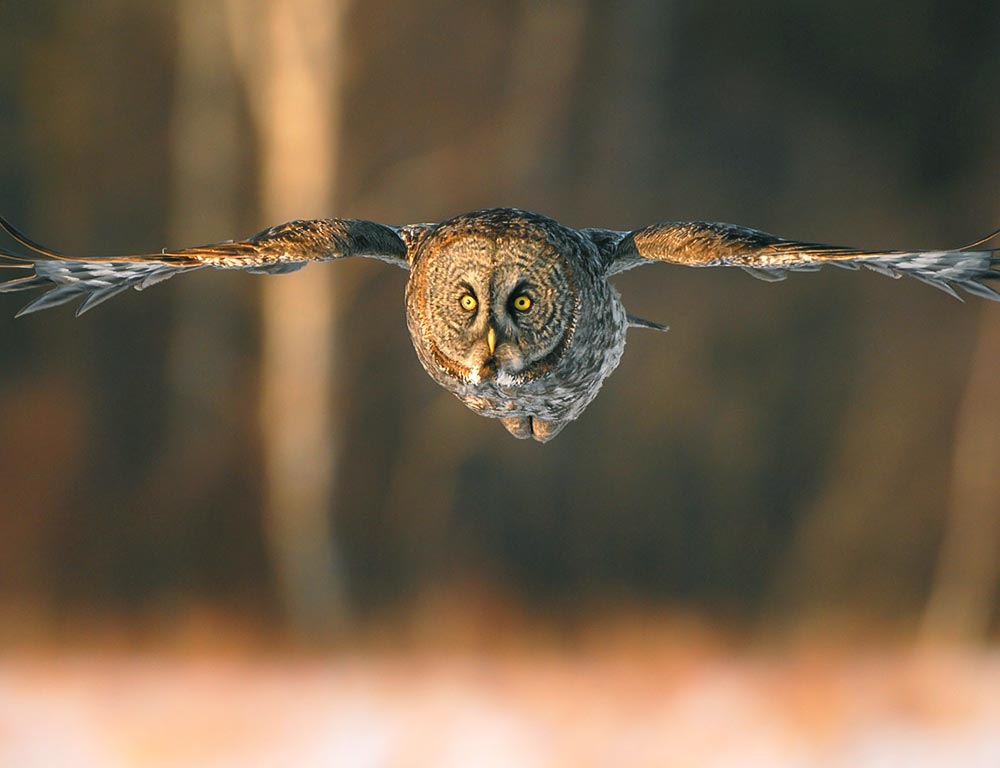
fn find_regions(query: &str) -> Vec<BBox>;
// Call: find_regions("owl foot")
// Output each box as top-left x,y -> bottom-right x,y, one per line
499,415 -> 565,443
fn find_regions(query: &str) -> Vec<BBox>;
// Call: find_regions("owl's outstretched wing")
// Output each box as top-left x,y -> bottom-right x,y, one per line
0,216 -> 416,317
592,221 -> 1000,301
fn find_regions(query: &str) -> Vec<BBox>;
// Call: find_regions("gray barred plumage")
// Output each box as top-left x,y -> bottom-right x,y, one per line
2,209 -> 998,441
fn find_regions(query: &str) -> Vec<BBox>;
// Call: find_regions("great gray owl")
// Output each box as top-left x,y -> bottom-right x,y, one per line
2,208 -> 998,441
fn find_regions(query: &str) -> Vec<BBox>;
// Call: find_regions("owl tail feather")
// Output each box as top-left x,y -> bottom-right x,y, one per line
0,217 -> 201,317
627,313 -> 670,332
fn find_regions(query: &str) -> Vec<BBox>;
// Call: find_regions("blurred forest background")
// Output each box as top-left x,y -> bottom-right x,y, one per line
1,0 -> 999,650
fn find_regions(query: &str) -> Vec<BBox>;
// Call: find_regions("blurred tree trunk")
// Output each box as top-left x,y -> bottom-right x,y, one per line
226,0 -> 350,635
170,0 -> 242,428
920,311 -> 1000,644
159,0 -> 247,562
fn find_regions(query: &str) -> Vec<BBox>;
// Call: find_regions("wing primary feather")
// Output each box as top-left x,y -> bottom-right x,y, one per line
958,227 -> 1000,251
75,283 -> 135,316
15,286 -> 85,317
910,274 -> 962,300
0,216 -> 71,258
0,251 -> 33,267
741,266 -> 788,282
861,262 -> 903,279
957,279 -> 1000,301
0,274 -> 48,292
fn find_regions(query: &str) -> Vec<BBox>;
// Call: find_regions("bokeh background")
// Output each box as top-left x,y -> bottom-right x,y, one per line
2,1 -> 1000,765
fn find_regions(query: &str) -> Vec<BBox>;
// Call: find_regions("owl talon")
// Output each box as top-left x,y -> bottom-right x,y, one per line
500,416 -> 533,440
500,415 -> 566,443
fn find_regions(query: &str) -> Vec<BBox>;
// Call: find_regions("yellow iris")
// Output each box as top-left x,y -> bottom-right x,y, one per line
512,294 -> 532,311
460,294 -> 478,312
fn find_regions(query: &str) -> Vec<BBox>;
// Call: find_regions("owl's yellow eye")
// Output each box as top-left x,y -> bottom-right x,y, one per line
460,294 -> 478,312
512,294 -> 532,312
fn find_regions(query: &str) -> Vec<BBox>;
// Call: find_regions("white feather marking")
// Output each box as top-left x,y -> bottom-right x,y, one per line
496,371 -> 518,387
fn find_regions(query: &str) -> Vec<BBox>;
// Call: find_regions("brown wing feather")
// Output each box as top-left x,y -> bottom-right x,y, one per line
603,221 -> 1000,301
0,216 -> 412,316
179,218 -> 408,269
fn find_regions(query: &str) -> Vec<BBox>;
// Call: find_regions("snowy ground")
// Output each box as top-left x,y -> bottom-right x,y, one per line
2,648 -> 1000,767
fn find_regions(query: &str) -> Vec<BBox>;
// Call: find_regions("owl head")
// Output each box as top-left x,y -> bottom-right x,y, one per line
407,210 -> 579,386
406,209 -> 612,441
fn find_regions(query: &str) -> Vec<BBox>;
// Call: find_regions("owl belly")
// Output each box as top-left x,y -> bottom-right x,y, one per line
457,378 -> 590,422
405,251 -> 630,435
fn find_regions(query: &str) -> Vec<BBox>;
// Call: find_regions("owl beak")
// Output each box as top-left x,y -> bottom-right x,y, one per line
487,326 -> 497,355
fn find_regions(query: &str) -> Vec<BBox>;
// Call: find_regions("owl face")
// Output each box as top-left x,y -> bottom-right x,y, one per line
408,227 -> 578,389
